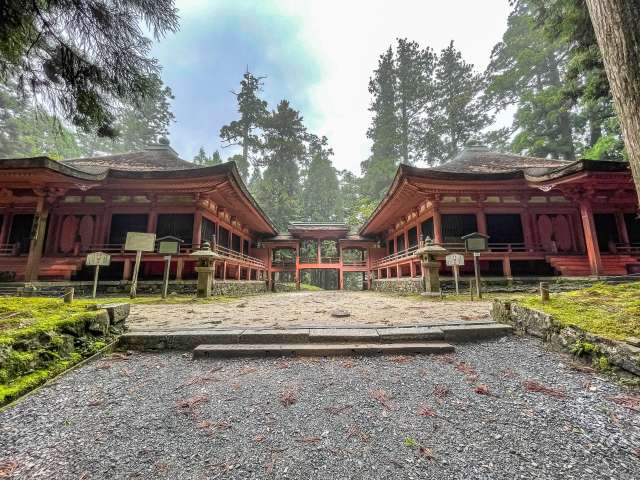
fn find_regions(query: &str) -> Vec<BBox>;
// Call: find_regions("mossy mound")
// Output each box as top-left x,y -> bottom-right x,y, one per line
521,281 -> 640,341
0,298 -> 122,407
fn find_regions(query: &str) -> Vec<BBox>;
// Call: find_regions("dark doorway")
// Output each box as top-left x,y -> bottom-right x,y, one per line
408,226 -> 418,247
156,213 -> 194,243
421,217 -> 434,241
109,214 -> 148,245
594,213 -> 619,252
387,239 -> 395,255
9,214 -> 35,254
343,271 -> 365,290
218,226 -> 230,248
243,239 -> 250,255
441,214 -> 478,243
300,268 -> 339,290
201,218 -> 216,245
231,234 -> 241,253
396,234 -> 406,252
625,213 -> 640,244
486,214 -> 524,244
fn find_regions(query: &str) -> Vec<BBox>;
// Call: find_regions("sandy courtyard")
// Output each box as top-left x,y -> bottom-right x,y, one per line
127,291 -> 492,331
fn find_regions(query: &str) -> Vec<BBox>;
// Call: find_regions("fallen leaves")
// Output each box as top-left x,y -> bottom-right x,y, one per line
346,425 -> 370,443
522,380 -> 567,399
0,460 -> 18,478
474,384 -> 490,395
280,388 -> 297,407
299,435 -> 321,445
389,355 -> 412,364
433,385 -> 449,401
175,394 -> 209,412
606,395 -> 640,412
370,388 -> 394,410
418,405 -> 437,417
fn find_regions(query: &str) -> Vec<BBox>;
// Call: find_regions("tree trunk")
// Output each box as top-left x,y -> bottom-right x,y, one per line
547,53 -> 576,160
585,0 -> 640,206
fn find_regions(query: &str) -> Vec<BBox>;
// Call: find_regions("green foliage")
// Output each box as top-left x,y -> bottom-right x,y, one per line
570,341 -> 600,357
0,0 -> 178,137
0,297 -> 97,345
220,71 -> 269,169
521,282 -> 640,340
300,136 -> 341,222
193,147 -> 223,166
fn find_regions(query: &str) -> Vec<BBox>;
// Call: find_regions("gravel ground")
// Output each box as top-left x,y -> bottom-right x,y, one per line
127,291 -> 491,330
1,337 -> 639,480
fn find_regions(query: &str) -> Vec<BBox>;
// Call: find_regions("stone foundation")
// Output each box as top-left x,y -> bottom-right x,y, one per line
1,280 -> 268,297
371,278 -> 423,294
492,299 -> 640,376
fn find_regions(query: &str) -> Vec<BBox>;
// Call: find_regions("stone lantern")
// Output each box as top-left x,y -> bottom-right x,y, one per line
413,237 -> 448,296
190,241 -> 222,298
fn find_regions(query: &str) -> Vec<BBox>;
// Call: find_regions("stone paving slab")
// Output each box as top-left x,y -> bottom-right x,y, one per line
308,328 -> 381,343
441,323 -> 513,341
377,326 -> 445,342
120,329 -> 245,350
193,342 -> 455,358
239,329 -> 310,344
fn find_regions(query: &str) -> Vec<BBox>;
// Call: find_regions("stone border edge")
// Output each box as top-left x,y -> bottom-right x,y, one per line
491,299 -> 640,377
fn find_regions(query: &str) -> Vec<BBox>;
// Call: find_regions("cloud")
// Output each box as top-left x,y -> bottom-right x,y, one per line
154,0 -> 512,172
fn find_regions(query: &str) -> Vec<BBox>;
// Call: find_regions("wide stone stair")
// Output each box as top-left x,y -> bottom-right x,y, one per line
119,322 -> 513,358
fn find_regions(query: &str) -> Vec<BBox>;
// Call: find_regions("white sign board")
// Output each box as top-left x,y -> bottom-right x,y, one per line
125,232 -> 156,252
158,241 -> 179,255
86,251 -> 111,266
446,253 -> 465,267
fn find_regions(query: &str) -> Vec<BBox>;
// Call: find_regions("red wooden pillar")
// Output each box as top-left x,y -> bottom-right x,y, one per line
316,238 -> 321,263
223,261 -> 227,281
403,229 -> 409,252
123,259 -> 132,280
579,200 -> 602,276
25,197 -> 49,282
192,210 -> 203,247
176,258 -> 184,280
502,256 -> 513,280
409,260 -> 416,278
296,243 -> 301,289
615,211 -> 630,246
396,264 -> 401,278
520,210 -> 533,251
0,211 -> 11,245
476,209 -> 487,235
147,210 -> 157,234
433,210 -> 443,244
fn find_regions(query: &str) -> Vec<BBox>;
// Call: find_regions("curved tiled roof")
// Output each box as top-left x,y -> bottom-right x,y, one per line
61,144 -> 195,173
430,144 -> 572,174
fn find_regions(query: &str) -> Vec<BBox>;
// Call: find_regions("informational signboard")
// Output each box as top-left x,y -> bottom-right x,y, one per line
445,253 -> 464,267
85,251 -> 111,266
85,252 -> 111,299
465,237 -> 488,252
125,232 -> 156,252
158,241 -> 179,255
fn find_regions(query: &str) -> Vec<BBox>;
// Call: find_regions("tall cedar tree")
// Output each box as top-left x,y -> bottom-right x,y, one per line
301,135 -> 341,222
220,72 -> 269,168
431,41 -> 492,162
395,39 -> 437,164
584,0 -> 640,202
361,47 -> 399,201
527,0 -> 623,160
0,0 -> 178,137
486,2 -> 575,159
256,100 -> 307,231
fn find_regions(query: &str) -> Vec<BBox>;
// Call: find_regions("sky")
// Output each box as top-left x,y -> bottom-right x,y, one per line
152,0 -> 513,173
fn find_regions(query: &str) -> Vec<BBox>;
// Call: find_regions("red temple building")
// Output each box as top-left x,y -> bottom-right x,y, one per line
0,141 -> 638,293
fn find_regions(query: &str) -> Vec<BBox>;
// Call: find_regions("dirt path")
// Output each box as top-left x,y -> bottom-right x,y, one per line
127,291 -> 492,331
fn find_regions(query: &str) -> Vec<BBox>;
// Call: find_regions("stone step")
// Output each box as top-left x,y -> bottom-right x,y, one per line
192,342 -> 455,359
120,323 -> 512,351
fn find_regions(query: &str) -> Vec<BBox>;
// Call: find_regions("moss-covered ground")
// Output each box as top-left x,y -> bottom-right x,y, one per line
520,282 -> 640,341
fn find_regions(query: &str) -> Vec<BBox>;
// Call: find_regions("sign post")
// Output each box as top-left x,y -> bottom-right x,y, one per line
125,232 -> 156,299
85,252 -> 111,299
157,236 -> 182,299
445,253 -> 465,295
461,232 -> 490,300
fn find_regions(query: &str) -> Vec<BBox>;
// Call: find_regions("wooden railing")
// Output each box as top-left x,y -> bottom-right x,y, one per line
0,243 -> 20,256
85,243 -> 266,269
614,242 -> 640,255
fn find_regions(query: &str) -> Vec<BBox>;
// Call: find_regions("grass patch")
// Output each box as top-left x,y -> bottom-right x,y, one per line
520,282 -> 640,341
0,352 -> 82,406
104,294 -> 239,305
0,297 -> 98,345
